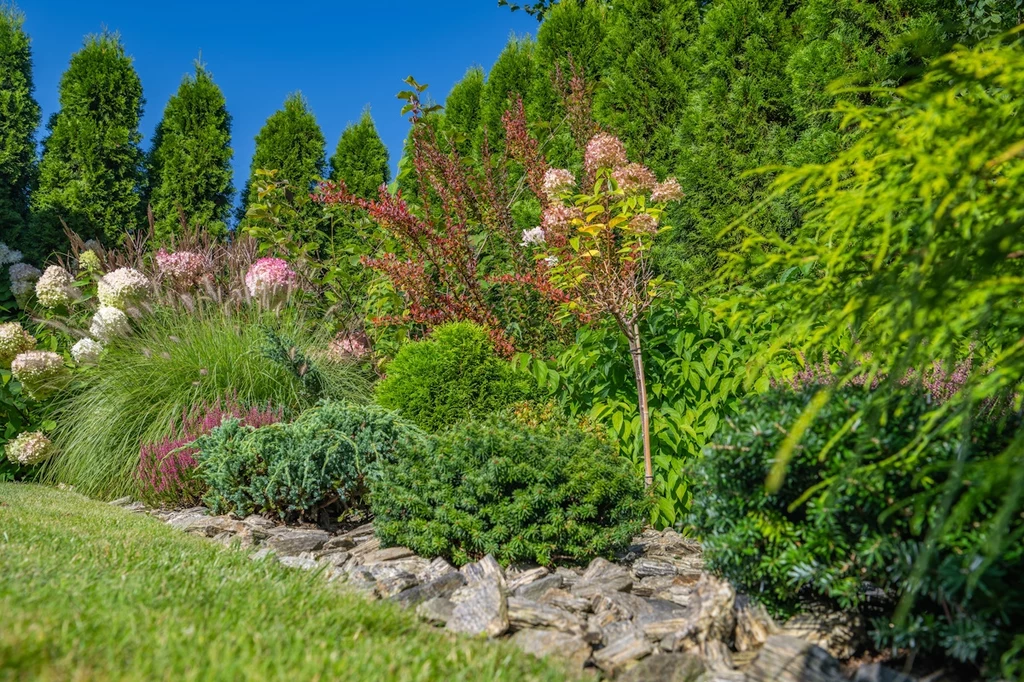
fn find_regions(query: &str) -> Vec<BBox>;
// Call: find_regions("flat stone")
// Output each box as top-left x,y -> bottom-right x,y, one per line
688,573 -> 735,644
507,566 -> 549,592
446,555 -> 509,638
537,587 -> 591,614
554,566 -> 581,587
242,514 -> 277,530
510,628 -> 592,670
745,635 -> 845,682
314,549 -> 351,567
633,557 -> 679,578
278,555 -> 318,570
349,537 -> 381,557
619,652 -> 705,682
109,496 -> 134,506
422,557 -> 457,582
514,574 -> 563,601
417,597 -> 455,625
361,546 -> 415,563
334,521 -> 375,543
507,597 -> 584,635
263,528 -> 331,555
592,631 -> 654,675
696,639 -> 735,672
365,563 -> 419,598
391,571 -> 466,609
734,594 -> 778,652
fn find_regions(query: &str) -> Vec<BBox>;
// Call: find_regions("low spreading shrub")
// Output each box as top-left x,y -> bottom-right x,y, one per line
687,384 -> 1023,674
375,322 -> 536,432
371,411 -> 650,566
196,401 -> 422,520
136,396 -> 283,506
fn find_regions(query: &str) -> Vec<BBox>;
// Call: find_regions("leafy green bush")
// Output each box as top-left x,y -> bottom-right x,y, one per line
375,322 -> 535,432
196,401 -> 423,519
688,384 -> 1023,673
372,412 -> 650,566
41,306 -> 373,499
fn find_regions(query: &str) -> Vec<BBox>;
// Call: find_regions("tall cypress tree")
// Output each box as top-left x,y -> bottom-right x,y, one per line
31,32 -> 144,258
146,63 -> 233,241
0,3 -> 39,253
328,110 -> 389,200
238,92 -> 325,220
441,67 -> 484,157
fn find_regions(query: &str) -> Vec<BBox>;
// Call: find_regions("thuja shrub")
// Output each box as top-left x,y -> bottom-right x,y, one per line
372,412 -> 650,566
136,397 -> 283,507
375,322 -> 536,432
196,401 -> 422,520
688,384 -> 1023,673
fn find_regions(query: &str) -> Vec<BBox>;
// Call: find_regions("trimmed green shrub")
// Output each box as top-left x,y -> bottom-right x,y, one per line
687,384 -> 1023,673
372,412 -> 650,566
375,322 -> 535,432
195,401 -> 423,519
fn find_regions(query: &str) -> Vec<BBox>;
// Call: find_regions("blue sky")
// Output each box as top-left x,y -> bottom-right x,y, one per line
20,1 -> 539,207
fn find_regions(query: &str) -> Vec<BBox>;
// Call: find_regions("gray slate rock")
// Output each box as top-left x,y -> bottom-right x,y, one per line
263,528 -> 330,555
510,628 -> 592,670
619,653 -> 705,682
537,587 -> 591,614
417,596 -> 455,625
391,571 -> 466,609
507,566 -> 549,592
592,631 -> 654,674
446,555 -> 509,637
361,546 -> 416,563
745,635 -> 845,682
573,557 -> 633,597
507,597 -> 584,635
278,555 -> 318,570
734,594 -> 778,652
515,574 -> 563,601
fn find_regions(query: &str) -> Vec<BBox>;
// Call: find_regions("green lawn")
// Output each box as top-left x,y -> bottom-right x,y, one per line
0,483 -> 572,682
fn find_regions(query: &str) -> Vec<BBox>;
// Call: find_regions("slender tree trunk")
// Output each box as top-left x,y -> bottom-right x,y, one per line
627,322 -> 654,487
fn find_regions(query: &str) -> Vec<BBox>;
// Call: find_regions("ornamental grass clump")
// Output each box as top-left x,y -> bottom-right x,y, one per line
372,411 -> 650,567
42,305 -> 373,499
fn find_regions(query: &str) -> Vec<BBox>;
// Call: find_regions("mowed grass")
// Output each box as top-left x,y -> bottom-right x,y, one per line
0,484 -> 572,682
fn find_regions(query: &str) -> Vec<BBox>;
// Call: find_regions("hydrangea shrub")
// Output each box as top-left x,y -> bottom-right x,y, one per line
10,351 -> 67,399
0,322 -> 36,367
5,431 -> 55,466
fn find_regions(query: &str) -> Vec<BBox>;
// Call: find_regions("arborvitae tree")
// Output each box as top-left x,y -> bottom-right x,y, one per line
0,3 -> 40,254
441,67 -> 485,156
328,110 -> 389,200
146,63 -> 233,241
31,32 -> 144,258
478,36 -> 539,150
238,92 -> 325,220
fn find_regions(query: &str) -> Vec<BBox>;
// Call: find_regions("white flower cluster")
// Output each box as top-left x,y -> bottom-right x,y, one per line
97,267 -> 149,308
0,322 -> 37,367
0,242 -> 23,266
78,249 -> 102,273
9,262 -> 41,299
520,226 -> 546,246
71,338 -> 103,364
5,431 -> 55,466
35,265 -> 75,309
90,305 -> 130,342
11,350 -> 67,399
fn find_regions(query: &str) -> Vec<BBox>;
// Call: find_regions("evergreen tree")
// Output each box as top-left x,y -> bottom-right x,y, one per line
238,93 -> 325,220
328,110 -> 389,200
31,32 -> 144,258
478,36 -> 539,150
0,3 -> 39,254
146,63 -> 233,241
441,67 -> 485,156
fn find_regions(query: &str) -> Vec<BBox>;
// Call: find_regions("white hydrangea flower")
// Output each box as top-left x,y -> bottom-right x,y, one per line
0,321 -> 37,367
9,262 -> 41,300
97,267 -> 149,308
71,338 -> 103,364
5,431 -> 55,466
90,305 -> 131,342
0,243 -> 23,266
11,350 -> 67,399
520,226 -> 546,246
35,265 -> 75,309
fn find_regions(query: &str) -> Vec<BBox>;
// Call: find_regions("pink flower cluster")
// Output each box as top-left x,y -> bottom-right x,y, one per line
137,397 -> 283,506
584,133 -> 628,174
651,177 -> 684,203
155,249 -> 211,288
329,332 -> 371,359
612,163 -> 657,195
541,168 -> 576,201
541,204 -> 584,237
245,257 -> 298,299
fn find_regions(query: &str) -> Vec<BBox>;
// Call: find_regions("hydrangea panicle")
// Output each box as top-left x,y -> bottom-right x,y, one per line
97,267 -> 150,308
11,350 -> 67,399
541,168 -> 576,202
35,265 -> 75,309
90,305 -> 131,342
71,338 -> 103,364
155,249 -> 211,289
0,243 -> 23,266
611,163 -> 657,195
244,257 -> 298,299
9,262 -> 41,300
0,322 -> 36,367
650,177 -> 684,203
520,226 -> 546,246
5,431 -> 54,466
584,133 -> 628,174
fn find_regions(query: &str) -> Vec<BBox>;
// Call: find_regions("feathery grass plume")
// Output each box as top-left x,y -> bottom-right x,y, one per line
41,303 -> 373,499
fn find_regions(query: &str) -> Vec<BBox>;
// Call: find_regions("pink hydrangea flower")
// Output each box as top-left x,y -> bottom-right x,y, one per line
541,204 -> 584,237
584,133 -> 628,173
245,258 -> 298,299
541,168 -> 576,201
155,249 -> 211,288
629,213 -> 659,234
651,177 -> 684,203
612,163 -> 657,195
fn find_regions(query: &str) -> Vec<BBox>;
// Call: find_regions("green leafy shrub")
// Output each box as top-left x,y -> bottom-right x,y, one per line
687,384 -> 1023,673
372,412 -> 650,566
375,323 -> 535,432
196,401 -> 423,519
42,306 -> 373,499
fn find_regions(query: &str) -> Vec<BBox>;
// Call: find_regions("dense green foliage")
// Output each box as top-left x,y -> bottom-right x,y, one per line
197,401 -> 424,519
238,93 -> 325,220
0,483 -> 577,681
328,110 -> 389,199
372,412 -> 650,566
375,322 -> 535,432
688,385 -> 1023,674
41,306 -> 372,499
30,33 -> 144,259
0,4 -> 39,254
146,64 -> 233,240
